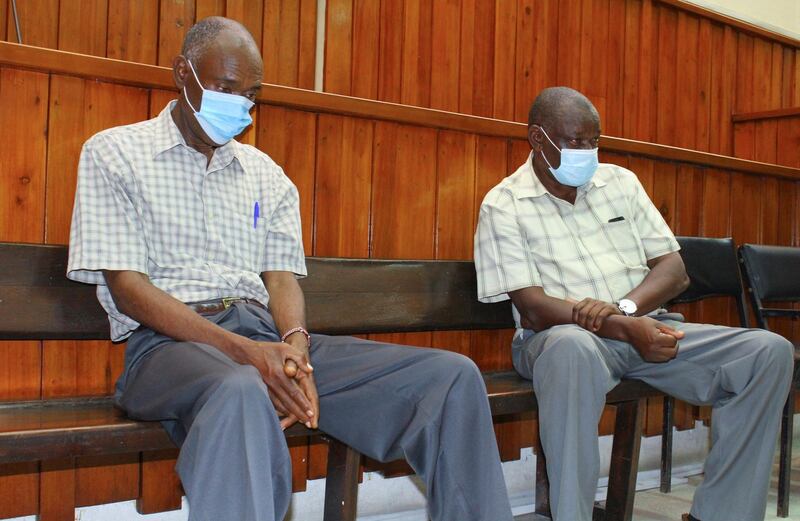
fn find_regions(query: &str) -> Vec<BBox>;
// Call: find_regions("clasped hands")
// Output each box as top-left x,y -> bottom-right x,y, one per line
240,339 -> 319,431
572,297 -> 684,363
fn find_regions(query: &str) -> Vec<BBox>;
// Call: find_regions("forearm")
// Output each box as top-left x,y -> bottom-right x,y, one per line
104,270 -> 252,362
624,252 -> 689,315
263,272 -> 308,351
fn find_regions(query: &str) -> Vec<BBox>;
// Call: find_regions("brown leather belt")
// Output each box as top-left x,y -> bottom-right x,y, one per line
185,297 -> 266,315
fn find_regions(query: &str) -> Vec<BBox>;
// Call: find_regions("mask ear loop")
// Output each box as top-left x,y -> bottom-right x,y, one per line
537,127 -> 560,171
183,59 -> 203,113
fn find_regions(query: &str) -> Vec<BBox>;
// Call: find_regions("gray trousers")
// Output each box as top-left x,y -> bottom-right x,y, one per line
512,315 -> 794,521
115,303 -> 513,521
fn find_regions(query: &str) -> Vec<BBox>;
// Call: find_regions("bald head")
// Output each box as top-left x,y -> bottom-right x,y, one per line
181,16 -> 260,65
527,87 -> 600,131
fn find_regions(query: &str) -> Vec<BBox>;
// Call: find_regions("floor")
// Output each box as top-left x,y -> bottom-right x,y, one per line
516,437 -> 800,520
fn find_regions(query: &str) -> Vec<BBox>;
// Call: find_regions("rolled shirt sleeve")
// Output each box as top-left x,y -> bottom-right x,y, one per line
262,181 -> 307,277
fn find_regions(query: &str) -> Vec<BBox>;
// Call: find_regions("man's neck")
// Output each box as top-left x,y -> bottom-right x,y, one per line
531,158 -> 577,205
170,103 -> 217,166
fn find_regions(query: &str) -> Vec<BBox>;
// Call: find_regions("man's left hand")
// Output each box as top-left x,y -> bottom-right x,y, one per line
572,298 -> 623,332
281,356 -> 319,430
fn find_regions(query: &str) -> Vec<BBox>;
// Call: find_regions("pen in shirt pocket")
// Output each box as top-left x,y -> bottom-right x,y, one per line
608,216 -> 625,223
253,201 -> 260,228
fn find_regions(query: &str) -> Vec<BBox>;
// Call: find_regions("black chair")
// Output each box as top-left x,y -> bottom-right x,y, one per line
659,237 -> 749,493
739,243 -> 800,518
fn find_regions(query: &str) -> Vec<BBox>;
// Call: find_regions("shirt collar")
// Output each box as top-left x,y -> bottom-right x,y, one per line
152,100 -> 242,173
513,151 -> 606,199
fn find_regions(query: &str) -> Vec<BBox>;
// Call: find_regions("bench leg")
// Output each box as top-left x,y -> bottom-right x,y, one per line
39,458 -> 75,521
534,433 -> 551,518
660,396 -> 674,493
778,386 -> 795,518
604,399 -> 644,521
323,437 -> 361,521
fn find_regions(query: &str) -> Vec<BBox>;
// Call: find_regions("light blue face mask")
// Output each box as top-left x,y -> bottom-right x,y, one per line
539,127 -> 599,187
184,60 -> 255,145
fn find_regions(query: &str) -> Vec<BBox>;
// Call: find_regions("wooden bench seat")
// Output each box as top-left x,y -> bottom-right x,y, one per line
0,242 -> 662,521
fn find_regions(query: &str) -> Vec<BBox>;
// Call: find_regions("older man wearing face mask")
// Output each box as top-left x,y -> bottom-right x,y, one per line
66,16 -> 513,521
474,86 -> 793,521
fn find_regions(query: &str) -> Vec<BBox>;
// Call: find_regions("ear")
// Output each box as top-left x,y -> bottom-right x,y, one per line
528,125 -> 544,152
173,55 -> 190,90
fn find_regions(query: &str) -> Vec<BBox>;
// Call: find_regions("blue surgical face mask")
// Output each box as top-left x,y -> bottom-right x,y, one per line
539,128 -> 599,187
184,60 -> 255,146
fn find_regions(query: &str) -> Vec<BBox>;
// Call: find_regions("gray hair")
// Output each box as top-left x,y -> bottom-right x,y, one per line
181,16 -> 258,63
528,87 -> 599,130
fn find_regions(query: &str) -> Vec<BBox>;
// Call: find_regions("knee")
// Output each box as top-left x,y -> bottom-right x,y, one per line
538,325 -> 603,372
752,330 -> 794,376
213,364 -> 269,404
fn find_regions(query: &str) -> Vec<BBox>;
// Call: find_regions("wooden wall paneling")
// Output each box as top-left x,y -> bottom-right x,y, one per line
258,106 -> 317,254
776,117 -> 800,168
136,450 -> 183,514
621,0 -> 642,140
628,156 -> 654,197
655,5 -> 678,146
733,121 -> 755,160
0,461 -> 39,518
463,0 -> 496,117
735,33 -> 755,115
263,0 -> 295,86
457,0 -> 476,115
0,0 -> 6,41
400,0 -> 433,107
351,0 -> 380,99
751,38 -> 773,111
582,0 -> 610,124
158,0 -> 196,66
604,0 -> 625,137
45,78 -> 150,245
39,458 -> 75,521
695,19 -> 712,152
6,0 -> 58,47
675,11 -> 699,149
512,0 -> 535,123
312,114 -> 372,258
325,0 -> 353,95
770,43 -> 785,108
0,67 -> 48,243
107,0 -> 159,64
698,169 -> 731,326
58,0 -> 109,56
730,171 -> 762,325
754,120 -> 778,164
430,0 -> 462,112
781,47 -> 796,108
225,0 -> 263,48
377,0 -> 403,103
492,0 -> 517,120
297,0 -> 318,90
195,0 -> 226,20
150,89 -> 179,116
554,0 -> 580,90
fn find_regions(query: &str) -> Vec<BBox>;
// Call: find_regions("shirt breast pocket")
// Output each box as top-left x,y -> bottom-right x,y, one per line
600,219 -> 643,268
219,212 -> 268,271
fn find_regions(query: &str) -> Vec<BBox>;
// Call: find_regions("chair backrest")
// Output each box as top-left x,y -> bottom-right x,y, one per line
671,236 -> 749,327
739,243 -> 800,330
0,242 -> 514,339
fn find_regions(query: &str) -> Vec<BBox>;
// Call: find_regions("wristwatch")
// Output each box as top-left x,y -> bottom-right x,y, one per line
616,299 -> 637,317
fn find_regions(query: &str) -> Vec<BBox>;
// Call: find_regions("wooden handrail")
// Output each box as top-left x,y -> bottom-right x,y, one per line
732,107 -> 800,123
1,41 -> 799,180
657,0 -> 800,49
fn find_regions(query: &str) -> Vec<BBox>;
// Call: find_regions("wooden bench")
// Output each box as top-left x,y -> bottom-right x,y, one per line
0,242 -> 663,521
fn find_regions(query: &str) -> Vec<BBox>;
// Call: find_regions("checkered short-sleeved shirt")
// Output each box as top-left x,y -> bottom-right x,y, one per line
67,102 -> 307,341
474,153 -> 679,330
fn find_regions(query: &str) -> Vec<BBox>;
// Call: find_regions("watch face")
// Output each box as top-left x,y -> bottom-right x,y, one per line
618,299 -> 637,315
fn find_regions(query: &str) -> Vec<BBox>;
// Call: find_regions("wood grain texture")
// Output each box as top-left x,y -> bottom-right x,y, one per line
6,0 -> 58,47
430,0 -> 462,112
157,0 -> 195,66
324,0 -> 353,95
58,0 -> 109,56
107,0 -> 159,64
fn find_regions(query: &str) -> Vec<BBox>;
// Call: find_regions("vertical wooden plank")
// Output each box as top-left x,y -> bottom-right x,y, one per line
40,459 -> 76,521
583,0 -> 609,122
751,37 -> 774,111
430,0 -> 461,112
735,33 -> 754,115
0,0 -> 7,41
107,0 -> 159,64
622,0 -> 641,140
158,0 -> 195,66
492,0 -> 517,120
782,47 -> 796,108
436,130 -> 476,260
709,26 -> 737,155
258,106 -> 317,254
58,0 -> 109,56
7,0 -> 58,47
325,0 -> 353,95
313,114 -> 372,258
400,0 -> 433,107
695,18 -> 712,152
137,450 -> 182,514
297,0 -> 318,90
604,0 -> 625,137
225,0 -> 263,48
263,0 -> 302,88
463,0 -> 496,117
675,11 -> 699,149
698,169 -> 732,327
351,0 -> 380,99
150,89 -> 179,116
195,0 -> 226,20
555,0 -> 581,89
0,68 -> 48,243
377,0 -> 403,103
458,0 -> 476,115
770,43 -> 784,109
0,461 -> 39,518
513,0 -> 536,123
628,156 -> 654,198
637,0 -> 659,142
776,117 -> 800,168
655,6 -> 678,146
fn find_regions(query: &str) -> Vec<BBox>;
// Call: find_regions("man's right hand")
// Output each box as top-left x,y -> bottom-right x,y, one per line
622,316 -> 684,363
238,340 -> 317,427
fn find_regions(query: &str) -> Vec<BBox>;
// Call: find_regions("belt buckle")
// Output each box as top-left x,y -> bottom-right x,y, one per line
221,297 -> 238,309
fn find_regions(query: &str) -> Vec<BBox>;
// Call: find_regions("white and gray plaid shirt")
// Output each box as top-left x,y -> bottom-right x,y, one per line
67,102 -> 307,341
474,153 -> 679,331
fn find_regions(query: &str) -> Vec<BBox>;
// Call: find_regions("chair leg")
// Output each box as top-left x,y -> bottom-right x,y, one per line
323,437 -> 361,521
660,396 -> 674,493
604,399 -> 645,521
777,386 -> 795,518
534,433 -> 552,518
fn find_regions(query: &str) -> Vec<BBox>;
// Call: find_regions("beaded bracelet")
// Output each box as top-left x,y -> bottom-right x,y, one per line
281,326 -> 311,347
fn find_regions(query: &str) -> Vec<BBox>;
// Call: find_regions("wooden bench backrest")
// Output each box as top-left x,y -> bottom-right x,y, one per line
0,243 -> 513,339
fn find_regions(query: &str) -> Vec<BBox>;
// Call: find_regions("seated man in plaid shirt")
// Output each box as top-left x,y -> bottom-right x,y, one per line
474,86 -> 792,521
67,16 -> 513,521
